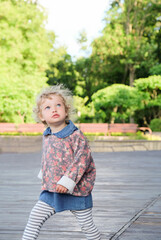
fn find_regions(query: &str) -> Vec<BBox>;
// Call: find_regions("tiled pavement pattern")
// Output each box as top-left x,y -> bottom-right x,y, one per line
0,150 -> 161,239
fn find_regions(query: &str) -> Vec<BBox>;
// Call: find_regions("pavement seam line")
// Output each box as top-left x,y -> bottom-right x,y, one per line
109,193 -> 161,240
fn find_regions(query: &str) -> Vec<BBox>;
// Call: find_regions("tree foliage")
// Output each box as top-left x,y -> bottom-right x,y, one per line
77,30 -> 88,51
75,57 -> 104,103
92,84 -> 143,123
73,96 -> 95,123
91,0 -> 161,86
134,76 -> 161,125
0,0 -> 161,125
150,118 -> 161,131
149,64 -> 161,76
0,0 -> 53,122
46,53 -> 78,94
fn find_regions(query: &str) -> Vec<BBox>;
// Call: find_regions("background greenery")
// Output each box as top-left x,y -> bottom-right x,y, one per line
0,0 -> 161,128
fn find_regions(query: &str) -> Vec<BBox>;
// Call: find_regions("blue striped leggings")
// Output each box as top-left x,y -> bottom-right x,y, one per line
22,200 -> 101,240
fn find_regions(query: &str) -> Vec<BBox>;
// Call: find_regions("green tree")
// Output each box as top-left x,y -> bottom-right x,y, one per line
44,30 -> 79,92
134,75 -> 161,126
0,0 -> 52,123
91,22 -> 126,85
155,18 -> 161,63
91,0 -> 161,86
150,118 -> 161,132
77,30 -> 88,51
73,96 -> 95,123
46,53 -> 78,94
92,84 -> 142,123
75,57 -> 103,103
149,64 -> 161,76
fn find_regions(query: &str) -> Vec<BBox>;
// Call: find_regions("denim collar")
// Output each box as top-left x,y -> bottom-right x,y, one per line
43,120 -> 78,138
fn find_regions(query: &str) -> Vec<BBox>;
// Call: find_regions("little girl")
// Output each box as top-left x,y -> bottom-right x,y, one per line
22,84 -> 101,240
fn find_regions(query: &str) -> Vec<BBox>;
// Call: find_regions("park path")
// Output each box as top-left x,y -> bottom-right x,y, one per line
0,150 -> 161,239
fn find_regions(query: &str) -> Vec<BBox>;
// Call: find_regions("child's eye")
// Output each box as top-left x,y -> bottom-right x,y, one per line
45,106 -> 50,110
57,104 -> 61,107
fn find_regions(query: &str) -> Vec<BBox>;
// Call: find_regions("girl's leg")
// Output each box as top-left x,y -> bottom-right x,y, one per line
22,200 -> 55,240
71,208 -> 101,240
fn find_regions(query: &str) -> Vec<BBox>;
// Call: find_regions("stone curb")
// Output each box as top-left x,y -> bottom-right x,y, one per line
0,136 -> 161,153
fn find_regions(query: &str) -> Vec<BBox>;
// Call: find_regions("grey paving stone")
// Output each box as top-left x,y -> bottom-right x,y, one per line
0,150 -> 161,239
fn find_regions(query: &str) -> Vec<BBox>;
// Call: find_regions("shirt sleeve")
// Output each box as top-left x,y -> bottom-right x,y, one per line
57,131 -> 93,193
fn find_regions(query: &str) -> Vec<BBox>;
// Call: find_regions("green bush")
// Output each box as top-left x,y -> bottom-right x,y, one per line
150,119 -> 161,131
0,132 -> 42,136
110,132 -> 124,136
84,132 -> 105,136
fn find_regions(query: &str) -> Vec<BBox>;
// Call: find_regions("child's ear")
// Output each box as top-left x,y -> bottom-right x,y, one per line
39,113 -> 44,122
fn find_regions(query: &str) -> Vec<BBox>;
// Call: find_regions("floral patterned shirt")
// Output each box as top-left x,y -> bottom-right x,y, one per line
41,124 -> 96,196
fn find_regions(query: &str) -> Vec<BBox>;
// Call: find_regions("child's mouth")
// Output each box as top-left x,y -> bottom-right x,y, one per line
52,114 -> 60,118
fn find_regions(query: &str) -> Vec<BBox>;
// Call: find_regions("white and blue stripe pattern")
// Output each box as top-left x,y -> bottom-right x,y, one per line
71,208 -> 101,240
22,201 -> 101,240
22,201 -> 55,240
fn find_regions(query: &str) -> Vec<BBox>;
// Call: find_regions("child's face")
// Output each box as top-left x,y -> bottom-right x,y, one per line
39,94 -> 67,129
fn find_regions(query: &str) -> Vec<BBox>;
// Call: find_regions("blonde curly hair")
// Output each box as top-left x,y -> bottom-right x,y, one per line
33,84 -> 75,125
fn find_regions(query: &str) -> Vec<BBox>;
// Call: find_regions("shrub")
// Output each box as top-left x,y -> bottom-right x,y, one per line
84,132 -> 105,136
0,132 -> 42,136
150,119 -> 161,132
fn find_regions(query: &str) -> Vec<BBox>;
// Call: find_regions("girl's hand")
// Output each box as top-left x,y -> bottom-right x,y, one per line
56,184 -> 68,193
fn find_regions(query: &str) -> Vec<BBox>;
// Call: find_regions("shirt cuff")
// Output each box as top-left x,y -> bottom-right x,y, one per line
37,169 -> 42,179
57,176 -> 76,194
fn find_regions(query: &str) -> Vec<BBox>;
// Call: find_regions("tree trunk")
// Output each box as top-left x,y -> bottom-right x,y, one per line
129,64 -> 135,122
129,64 -> 135,86
17,111 -> 25,123
130,116 -> 134,123
122,64 -> 128,84
111,106 -> 118,124
143,117 -> 148,126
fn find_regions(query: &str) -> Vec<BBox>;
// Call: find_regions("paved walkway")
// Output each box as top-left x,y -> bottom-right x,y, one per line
0,150 -> 161,239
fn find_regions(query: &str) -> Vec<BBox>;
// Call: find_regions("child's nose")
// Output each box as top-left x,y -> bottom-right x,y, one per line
52,107 -> 57,112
